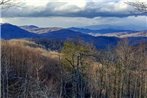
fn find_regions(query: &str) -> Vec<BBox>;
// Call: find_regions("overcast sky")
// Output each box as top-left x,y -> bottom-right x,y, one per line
1,0 -> 147,30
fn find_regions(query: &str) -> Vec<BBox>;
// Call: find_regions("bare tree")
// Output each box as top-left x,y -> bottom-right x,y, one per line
126,1 -> 147,13
0,0 -> 11,5
0,0 -> 20,9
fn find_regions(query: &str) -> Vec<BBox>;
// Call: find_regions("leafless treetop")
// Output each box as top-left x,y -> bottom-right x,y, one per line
126,2 -> 147,13
0,0 -> 12,5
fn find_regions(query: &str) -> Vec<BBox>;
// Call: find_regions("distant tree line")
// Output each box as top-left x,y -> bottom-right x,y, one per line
31,39 -> 64,51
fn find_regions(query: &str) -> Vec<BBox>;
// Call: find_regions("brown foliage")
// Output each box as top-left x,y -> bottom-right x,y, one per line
1,39 -> 147,98
1,40 -> 61,98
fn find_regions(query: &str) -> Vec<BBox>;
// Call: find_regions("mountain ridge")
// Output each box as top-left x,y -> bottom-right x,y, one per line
1,23 -> 39,39
1,23 -> 147,49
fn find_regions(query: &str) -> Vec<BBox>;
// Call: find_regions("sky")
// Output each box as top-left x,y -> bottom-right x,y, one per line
1,0 -> 147,30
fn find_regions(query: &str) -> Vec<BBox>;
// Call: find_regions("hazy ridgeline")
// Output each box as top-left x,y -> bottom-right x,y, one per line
1,39 -> 147,98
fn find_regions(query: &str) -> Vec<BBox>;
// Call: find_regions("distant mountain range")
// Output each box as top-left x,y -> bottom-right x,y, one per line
69,27 -> 135,34
20,25 -> 147,38
1,23 -> 147,49
84,24 -> 147,31
20,25 -> 63,34
1,23 -> 39,39
21,25 -> 39,30
69,27 -> 147,38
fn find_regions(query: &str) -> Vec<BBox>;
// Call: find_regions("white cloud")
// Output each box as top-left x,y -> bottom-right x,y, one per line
2,0 -> 147,18
20,0 -> 86,8
20,0 -> 49,7
57,0 -> 86,8
0,18 -> 4,23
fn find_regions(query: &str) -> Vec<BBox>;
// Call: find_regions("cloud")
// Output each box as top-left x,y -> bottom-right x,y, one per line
2,0 -> 147,18
2,16 -> 147,30
1,0 -> 146,30
1,0 -> 147,18
90,16 -> 147,30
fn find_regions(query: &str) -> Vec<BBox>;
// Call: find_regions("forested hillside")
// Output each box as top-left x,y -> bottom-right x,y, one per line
1,39 -> 147,98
